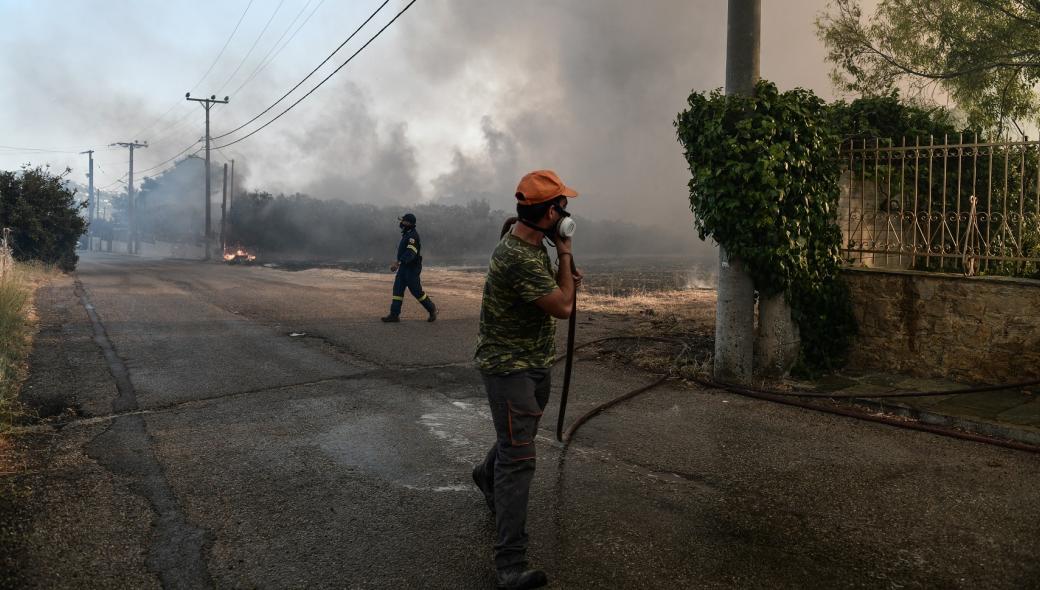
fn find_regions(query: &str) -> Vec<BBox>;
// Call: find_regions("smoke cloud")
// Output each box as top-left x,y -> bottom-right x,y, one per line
2,0 -> 841,258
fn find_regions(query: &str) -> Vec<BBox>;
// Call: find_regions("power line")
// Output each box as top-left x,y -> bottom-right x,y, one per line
96,140 -> 203,189
146,108 -> 198,146
191,0 -> 257,92
136,140 -> 204,176
213,0 -> 391,141
215,0 -> 287,95
230,0 -> 325,96
98,178 -> 126,191
129,0 -> 256,141
215,0 -> 418,149
0,144 -> 116,154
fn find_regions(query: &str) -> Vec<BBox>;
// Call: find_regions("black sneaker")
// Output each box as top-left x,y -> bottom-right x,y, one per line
427,302 -> 438,322
495,567 -> 547,590
380,314 -> 400,323
471,464 -> 495,514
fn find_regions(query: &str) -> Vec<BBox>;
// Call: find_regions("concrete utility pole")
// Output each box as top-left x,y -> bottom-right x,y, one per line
110,141 -> 148,254
715,0 -> 760,383
229,159 -> 235,213
80,149 -> 94,250
186,93 -> 229,261
219,163 -> 228,255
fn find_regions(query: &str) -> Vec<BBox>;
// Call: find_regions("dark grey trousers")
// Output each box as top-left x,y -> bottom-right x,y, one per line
476,369 -> 551,570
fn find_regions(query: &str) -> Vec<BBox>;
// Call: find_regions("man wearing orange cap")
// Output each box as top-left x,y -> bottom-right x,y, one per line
472,170 -> 581,589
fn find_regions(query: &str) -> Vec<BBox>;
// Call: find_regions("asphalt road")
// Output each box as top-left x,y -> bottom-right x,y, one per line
6,252 -> 1040,589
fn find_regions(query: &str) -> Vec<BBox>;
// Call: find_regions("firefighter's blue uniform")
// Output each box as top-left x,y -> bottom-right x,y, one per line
386,225 -> 436,320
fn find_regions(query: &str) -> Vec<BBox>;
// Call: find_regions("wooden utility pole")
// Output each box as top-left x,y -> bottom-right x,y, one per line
714,0 -> 760,383
110,141 -> 148,254
186,92 -> 229,260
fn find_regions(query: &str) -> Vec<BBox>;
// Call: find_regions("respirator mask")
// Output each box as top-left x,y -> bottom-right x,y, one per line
520,202 -> 576,241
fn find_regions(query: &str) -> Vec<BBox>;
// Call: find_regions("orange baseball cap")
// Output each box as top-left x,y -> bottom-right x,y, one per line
515,170 -> 579,205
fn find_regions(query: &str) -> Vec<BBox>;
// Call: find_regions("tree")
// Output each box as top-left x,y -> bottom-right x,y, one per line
675,80 -> 857,373
0,165 -> 87,271
817,0 -> 1040,132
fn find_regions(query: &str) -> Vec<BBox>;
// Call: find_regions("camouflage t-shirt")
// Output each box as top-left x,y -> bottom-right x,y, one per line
475,233 -> 558,374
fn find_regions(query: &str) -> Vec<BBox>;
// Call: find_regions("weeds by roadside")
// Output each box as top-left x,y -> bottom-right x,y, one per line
0,262 -> 55,432
0,258 -> 55,590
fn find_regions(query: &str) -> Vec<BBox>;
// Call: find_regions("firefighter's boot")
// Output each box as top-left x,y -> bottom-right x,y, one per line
495,567 -> 547,590
419,294 -> 437,322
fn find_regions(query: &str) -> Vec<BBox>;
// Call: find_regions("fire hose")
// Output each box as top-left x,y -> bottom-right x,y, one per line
496,216 -> 1039,454
552,332 -> 1040,454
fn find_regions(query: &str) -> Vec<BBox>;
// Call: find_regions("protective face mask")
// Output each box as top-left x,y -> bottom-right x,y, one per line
556,216 -> 576,238
399,222 -> 409,230
519,208 -> 576,240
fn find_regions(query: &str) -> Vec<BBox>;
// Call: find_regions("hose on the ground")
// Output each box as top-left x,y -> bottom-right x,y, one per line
495,214 -> 1039,453
553,334 -> 1040,454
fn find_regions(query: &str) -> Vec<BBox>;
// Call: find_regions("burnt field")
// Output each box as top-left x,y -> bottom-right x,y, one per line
257,254 -> 718,296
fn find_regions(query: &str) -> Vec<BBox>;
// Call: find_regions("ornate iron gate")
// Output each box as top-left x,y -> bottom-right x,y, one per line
840,135 -> 1040,276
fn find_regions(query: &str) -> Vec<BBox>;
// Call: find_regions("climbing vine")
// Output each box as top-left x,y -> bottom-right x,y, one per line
675,80 -> 856,373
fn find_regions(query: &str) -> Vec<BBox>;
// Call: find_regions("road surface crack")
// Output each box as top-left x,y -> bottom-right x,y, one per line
77,279 -> 216,589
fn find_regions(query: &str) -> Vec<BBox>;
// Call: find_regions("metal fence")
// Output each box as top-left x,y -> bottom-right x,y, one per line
840,135 -> 1040,276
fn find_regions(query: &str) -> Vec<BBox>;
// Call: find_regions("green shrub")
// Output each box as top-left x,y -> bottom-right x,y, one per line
0,166 -> 87,272
675,80 -> 857,374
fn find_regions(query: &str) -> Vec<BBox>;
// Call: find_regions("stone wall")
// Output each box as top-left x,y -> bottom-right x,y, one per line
844,268 -> 1040,383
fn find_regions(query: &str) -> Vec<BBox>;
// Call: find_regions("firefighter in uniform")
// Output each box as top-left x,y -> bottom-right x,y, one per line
382,213 -> 437,322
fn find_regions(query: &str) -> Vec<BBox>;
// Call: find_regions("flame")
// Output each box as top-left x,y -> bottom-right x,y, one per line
223,245 -> 257,263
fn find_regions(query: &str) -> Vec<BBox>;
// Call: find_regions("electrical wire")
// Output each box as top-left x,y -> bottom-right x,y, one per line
230,0 -> 323,96
212,0 -> 392,141
129,0 -> 256,141
0,144 -> 116,154
98,177 -> 126,191
135,141 -> 204,177
214,0 -> 417,149
215,0 -> 287,95
146,108 -> 198,146
191,0 -> 256,92
97,140 -> 203,190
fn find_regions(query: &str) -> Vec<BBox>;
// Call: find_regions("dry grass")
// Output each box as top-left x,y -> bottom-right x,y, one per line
575,288 -> 718,380
0,262 -> 56,432
295,266 -> 720,379
580,288 -> 715,321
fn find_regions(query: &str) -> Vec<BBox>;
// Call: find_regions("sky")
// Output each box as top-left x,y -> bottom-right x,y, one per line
0,0 -> 851,229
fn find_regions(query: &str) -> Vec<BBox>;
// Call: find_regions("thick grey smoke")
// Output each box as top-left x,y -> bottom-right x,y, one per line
394,0 -> 731,253
231,0 -> 839,256
3,0 -> 838,258
239,1 -> 734,255
431,117 -> 519,206
274,82 -> 422,204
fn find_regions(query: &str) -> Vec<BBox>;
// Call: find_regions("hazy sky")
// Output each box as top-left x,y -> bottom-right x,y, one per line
0,0 -> 849,226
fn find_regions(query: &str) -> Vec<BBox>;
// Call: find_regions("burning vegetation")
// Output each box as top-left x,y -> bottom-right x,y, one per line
223,245 -> 257,264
